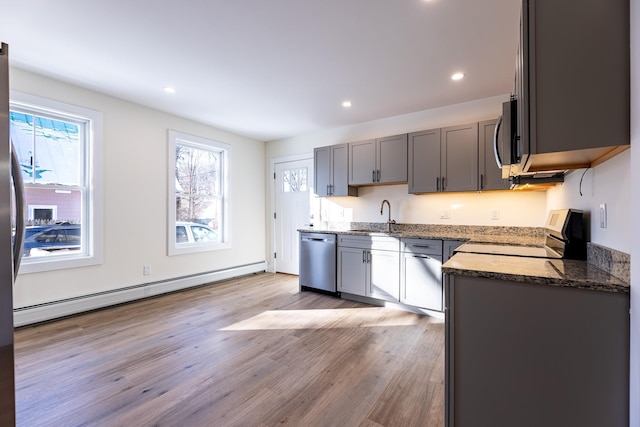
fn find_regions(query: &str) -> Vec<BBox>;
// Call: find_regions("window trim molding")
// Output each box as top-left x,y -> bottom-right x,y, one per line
167,130 -> 231,256
10,91 -> 104,274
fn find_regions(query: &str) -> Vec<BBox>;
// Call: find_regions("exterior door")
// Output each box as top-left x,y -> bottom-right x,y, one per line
274,158 -> 313,275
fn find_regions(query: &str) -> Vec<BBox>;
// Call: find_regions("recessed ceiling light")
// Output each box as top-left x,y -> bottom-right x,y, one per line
451,72 -> 465,81
164,87 -> 176,94
342,100 -> 353,108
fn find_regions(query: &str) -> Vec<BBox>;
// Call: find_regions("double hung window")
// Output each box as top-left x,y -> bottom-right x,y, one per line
10,92 -> 103,273
168,130 -> 230,255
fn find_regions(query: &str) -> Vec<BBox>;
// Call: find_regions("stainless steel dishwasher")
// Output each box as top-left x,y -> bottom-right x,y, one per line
299,232 -> 337,294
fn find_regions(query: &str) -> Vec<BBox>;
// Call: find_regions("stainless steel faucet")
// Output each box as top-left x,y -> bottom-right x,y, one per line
380,199 -> 396,232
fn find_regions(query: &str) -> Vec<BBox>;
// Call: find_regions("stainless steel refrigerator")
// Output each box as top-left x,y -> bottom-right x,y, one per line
1,42 -> 26,426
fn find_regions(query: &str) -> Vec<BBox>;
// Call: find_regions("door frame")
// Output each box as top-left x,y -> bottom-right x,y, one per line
270,153 -> 313,273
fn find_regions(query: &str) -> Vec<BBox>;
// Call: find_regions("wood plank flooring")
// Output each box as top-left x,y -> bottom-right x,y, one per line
14,273 -> 445,427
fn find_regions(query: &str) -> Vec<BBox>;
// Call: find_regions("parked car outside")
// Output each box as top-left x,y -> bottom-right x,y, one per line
22,223 -> 81,257
176,221 -> 218,244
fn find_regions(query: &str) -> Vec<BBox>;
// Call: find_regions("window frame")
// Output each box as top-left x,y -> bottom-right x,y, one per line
10,91 -> 103,274
167,130 -> 231,256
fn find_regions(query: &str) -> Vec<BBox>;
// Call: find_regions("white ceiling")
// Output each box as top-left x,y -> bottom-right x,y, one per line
2,0 -> 521,142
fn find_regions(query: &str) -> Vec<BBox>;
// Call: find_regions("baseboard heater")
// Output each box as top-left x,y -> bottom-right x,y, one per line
13,261 -> 267,327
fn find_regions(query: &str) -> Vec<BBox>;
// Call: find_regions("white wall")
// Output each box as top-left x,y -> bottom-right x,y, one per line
546,150 -> 631,253
11,69 -> 266,308
630,0 -> 639,422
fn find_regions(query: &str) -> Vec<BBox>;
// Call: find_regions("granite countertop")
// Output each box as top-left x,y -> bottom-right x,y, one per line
298,223 -> 545,246
443,252 -> 629,294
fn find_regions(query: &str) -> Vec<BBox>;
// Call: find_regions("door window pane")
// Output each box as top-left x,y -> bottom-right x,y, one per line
282,167 -> 308,192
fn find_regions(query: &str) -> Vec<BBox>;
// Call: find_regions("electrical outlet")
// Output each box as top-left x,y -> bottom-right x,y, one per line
143,265 -> 151,275
440,209 -> 450,219
599,204 -> 607,228
491,210 -> 500,220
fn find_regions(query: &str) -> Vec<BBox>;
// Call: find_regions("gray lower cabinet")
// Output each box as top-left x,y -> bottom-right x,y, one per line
337,234 -> 400,302
445,274 -> 630,427
400,239 -> 443,310
349,134 -> 408,185
400,239 -> 463,311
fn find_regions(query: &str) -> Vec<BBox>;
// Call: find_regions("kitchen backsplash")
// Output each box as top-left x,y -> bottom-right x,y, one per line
588,243 -> 631,285
316,221 -> 547,246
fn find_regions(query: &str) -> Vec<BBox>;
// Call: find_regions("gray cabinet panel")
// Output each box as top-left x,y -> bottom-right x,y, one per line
408,129 -> 440,193
514,0 -> 629,173
401,252 -> 443,310
479,119 -> 510,191
441,123 -> 478,192
314,146 -> 331,197
330,144 -> 353,196
348,134 -> 408,186
348,139 -> 376,185
369,249 -> 400,302
314,143 -> 357,197
377,134 -> 407,184
337,246 -> 367,296
446,275 -> 629,427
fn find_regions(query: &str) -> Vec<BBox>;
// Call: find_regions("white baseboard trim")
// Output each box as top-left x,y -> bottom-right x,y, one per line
14,261 -> 267,327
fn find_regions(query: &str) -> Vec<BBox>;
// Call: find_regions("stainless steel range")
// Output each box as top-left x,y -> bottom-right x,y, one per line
455,209 -> 586,260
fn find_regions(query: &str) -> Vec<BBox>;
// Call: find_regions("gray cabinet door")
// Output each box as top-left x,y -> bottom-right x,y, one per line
368,249 -> 400,302
447,274 -> 629,427
348,139 -> 376,185
377,134 -> 408,184
408,129 -> 441,193
337,246 -> 366,296
441,123 -> 478,192
478,120 -> 510,191
401,252 -> 443,310
314,146 -> 331,197
330,143 -> 354,196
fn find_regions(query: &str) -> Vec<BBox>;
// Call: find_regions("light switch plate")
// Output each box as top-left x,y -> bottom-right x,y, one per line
599,203 -> 607,228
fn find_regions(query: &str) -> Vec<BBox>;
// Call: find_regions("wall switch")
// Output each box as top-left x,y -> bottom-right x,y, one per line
440,209 -> 450,219
491,210 -> 500,220
599,204 -> 607,228
143,265 -> 151,275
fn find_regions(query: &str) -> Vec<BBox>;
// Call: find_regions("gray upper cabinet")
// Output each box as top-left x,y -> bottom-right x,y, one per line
478,119 -> 510,191
349,134 -> 407,185
314,143 -> 357,197
348,139 -> 376,185
409,123 -> 478,194
441,123 -> 478,192
408,129 -> 440,193
513,0 -> 629,173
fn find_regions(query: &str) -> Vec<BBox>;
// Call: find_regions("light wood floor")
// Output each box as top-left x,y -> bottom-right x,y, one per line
14,273 -> 445,427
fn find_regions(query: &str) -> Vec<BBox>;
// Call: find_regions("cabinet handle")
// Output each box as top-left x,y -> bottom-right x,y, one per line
412,244 -> 435,249
330,184 -> 333,195
442,176 -> 446,191
362,251 -> 366,263
436,177 -> 440,192
494,114 -> 503,169
480,174 -> 484,190
377,170 -> 381,182
367,251 -> 372,263
372,170 -> 376,183
413,255 -> 432,259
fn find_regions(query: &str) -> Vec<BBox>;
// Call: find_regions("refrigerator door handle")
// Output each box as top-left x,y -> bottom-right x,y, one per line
10,138 -> 25,276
